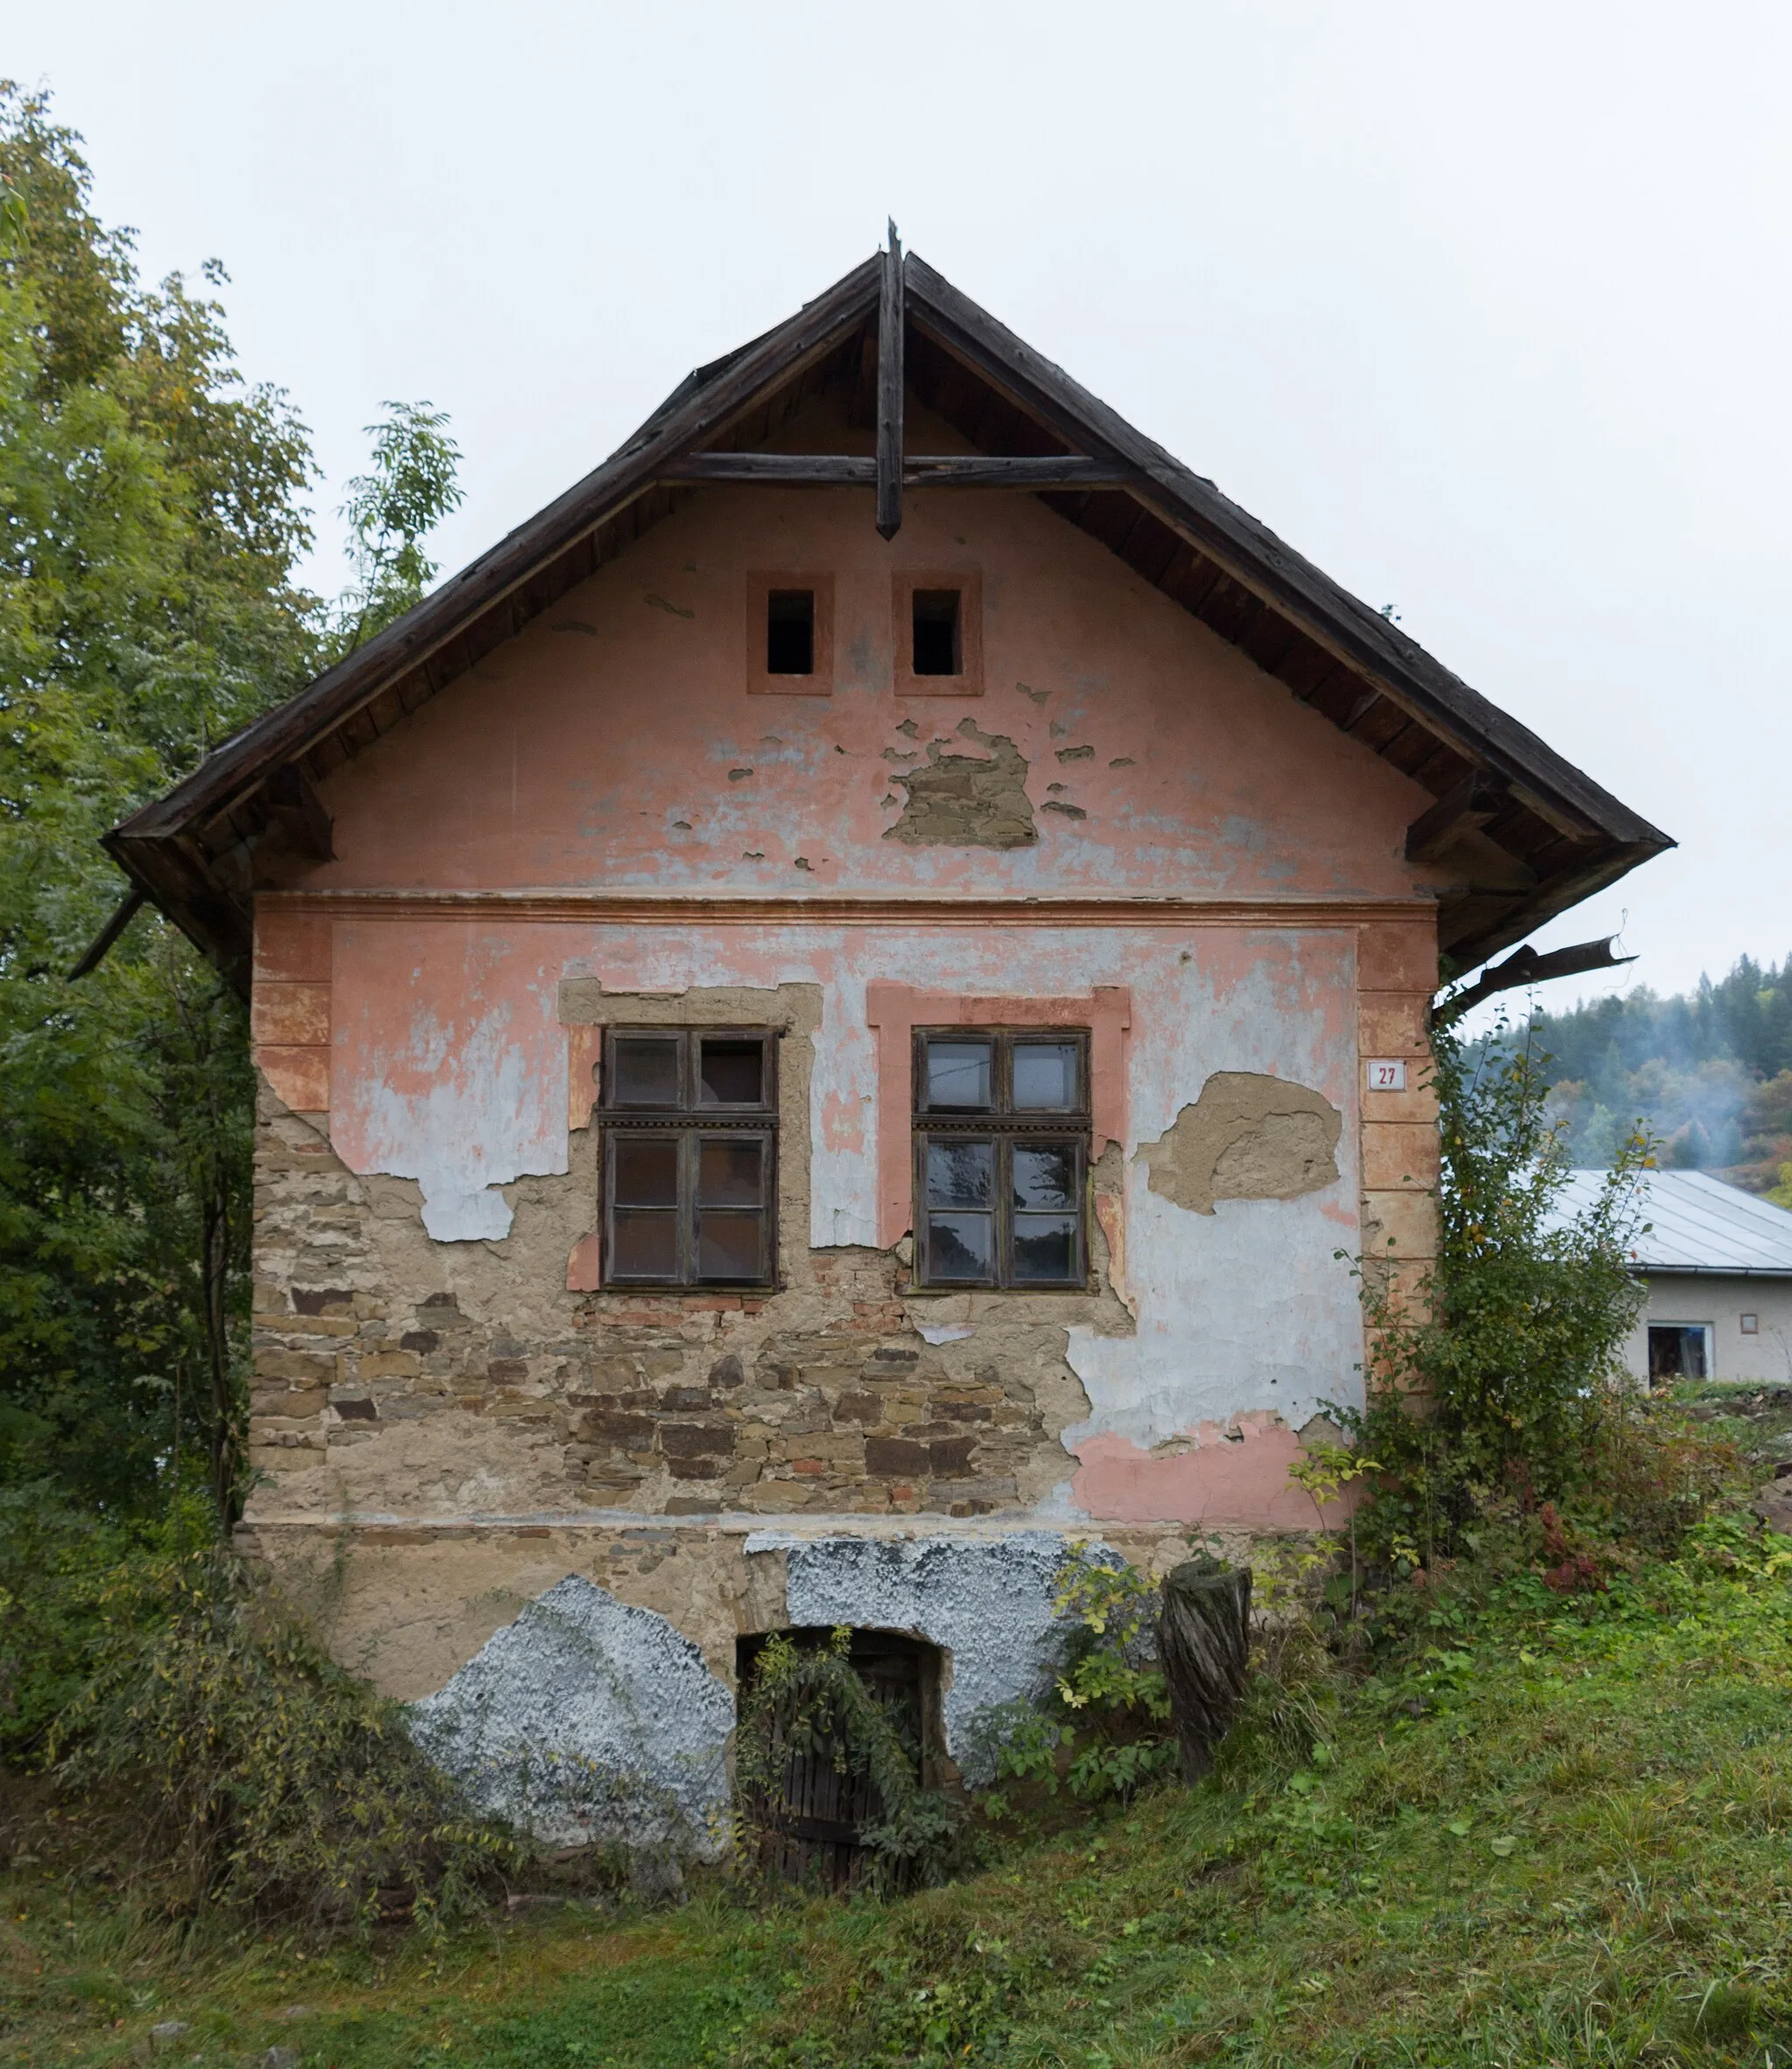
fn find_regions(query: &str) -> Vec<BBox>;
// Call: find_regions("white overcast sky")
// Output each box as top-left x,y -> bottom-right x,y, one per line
13,2 -> 1788,1007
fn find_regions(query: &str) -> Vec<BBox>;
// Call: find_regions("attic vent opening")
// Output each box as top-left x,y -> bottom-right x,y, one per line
912,589 -> 961,677
766,589 -> 815,676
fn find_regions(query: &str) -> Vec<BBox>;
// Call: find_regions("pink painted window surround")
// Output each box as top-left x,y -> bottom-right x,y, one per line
864,983 -> 1130,1249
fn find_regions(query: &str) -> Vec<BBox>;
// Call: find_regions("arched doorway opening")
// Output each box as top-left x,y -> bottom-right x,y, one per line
735,1626 -> 947,1889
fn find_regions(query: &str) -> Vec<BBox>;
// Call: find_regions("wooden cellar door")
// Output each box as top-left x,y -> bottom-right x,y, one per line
737,1628 -> 943,1890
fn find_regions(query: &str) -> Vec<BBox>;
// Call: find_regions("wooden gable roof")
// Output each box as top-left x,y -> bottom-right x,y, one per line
105,245 -> 1670,992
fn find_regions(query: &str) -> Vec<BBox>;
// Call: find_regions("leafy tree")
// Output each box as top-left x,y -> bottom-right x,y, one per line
0,85 -> 461,1522
333,400 -> 462,653
1528,957 -> 1792,1192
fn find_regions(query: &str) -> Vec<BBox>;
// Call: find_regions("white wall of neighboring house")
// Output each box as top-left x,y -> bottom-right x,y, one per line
1619,1274 -> 1792,1385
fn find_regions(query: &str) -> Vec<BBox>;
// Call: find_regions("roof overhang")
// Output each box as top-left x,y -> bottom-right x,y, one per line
104,243 -> 1671,994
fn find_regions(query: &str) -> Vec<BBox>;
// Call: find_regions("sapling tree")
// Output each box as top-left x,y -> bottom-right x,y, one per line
1339,1011 -> 1649,1568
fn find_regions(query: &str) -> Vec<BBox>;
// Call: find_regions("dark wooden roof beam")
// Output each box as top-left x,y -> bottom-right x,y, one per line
266,763 -> 334,862
657,452 -> 1136,488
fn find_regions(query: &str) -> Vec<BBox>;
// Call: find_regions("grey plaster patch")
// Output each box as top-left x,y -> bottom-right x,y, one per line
749,1531 -> 1093,1781
410,1575 -> 734,1855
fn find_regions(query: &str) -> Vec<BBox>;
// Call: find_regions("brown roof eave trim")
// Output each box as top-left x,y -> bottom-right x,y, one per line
103,826 -> 255,996
111,256 -> 886,846
1441,836 -> 1667,971
902,256 -> 1670,855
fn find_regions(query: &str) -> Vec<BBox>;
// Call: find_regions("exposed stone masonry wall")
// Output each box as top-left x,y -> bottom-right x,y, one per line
248,1085 -> 1113,1525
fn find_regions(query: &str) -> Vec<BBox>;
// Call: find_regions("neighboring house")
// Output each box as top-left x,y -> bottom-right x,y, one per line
103,242 -> 1668,1851
1558,1170 -> 1792,1386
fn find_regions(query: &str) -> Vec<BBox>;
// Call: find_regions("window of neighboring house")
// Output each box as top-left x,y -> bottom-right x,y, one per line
1648,1322 -> 1712,1384
766,589 -> 815,676
911,1027 -> 1088,1288
600,1028 -> 777,1287
1740,1312 -> 1760,1335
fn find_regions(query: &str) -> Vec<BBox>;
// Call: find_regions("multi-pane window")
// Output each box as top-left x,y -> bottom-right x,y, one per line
911,1029 -> 1088,1288
600,1028 -> 776,1287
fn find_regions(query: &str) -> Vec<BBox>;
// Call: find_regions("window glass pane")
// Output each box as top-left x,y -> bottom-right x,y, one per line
699,1210 -> 763,1280
1013,1213 -> 1078,1283
612,1210 -> 677,1277
927,1140 -> 993,1207
699,1137 -> 763,1206
928,1212 -> 993,1280
1012,1143 -> 1076,1209
1648,1325 -> 1709,1382
612,1035 -> 680,1106
1012,1042 -> 1079,1111
925,1039 -> 992,1109
612,1137 -> 679,1206
700,1038 -> 764,1105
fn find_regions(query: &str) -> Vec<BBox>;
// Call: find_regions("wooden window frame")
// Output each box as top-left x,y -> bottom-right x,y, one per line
911,1026 -> 1089,1290
599,1027 -> 779,1288
892,569 -> 984,697
746,572 -> 834,697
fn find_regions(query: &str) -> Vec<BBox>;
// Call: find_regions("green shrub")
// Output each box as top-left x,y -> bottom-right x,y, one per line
734,1629 -> 964,1893
979,1546 -> 1178,1812
1341,1018 -> 1661,1568
3,1491 -> 518,1932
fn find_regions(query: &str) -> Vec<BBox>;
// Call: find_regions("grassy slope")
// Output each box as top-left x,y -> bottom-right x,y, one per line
10,1362 -> 1792,2069
6,1513 -> 1792,2068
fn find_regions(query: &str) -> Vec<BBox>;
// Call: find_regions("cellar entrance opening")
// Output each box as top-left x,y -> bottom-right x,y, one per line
736,1627 -> 945,1890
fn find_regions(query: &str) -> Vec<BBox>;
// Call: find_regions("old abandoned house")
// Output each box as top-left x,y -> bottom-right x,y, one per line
105,239 -> 1669,1851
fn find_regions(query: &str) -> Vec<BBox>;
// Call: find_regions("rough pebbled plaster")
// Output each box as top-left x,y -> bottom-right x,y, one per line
409,1575 -> 735,1851
1138,1071 -> 1341,1217
758,1530 -> 1092,1781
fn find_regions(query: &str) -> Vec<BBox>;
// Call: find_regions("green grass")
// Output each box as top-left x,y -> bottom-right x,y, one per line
6,1518 -> 1792,2067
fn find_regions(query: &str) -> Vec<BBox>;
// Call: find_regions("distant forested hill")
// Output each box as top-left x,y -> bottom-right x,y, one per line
1526,955 -> 1792,1195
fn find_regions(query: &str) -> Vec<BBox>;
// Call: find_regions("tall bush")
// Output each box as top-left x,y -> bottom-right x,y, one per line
1341,1016 -> 1649,1566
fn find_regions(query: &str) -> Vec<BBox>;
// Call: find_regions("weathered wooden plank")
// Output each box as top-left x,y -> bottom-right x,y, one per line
877,226 -> 905,538
906,454 -> 1131,487
265,763 -> 335,861
660,452 -> 1132,488
1405,770 -> 1509,865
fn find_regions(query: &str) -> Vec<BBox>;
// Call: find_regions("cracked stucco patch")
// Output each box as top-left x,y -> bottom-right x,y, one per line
882,719 -> 1037,849
1137,1071 -> 1341,1217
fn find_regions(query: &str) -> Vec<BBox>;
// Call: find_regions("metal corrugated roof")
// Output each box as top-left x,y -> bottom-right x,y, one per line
1555,1170 -> 1792,1277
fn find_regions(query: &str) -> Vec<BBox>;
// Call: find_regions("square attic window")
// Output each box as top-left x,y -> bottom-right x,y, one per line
911,589 -> 961,676
766,589 -> 815,675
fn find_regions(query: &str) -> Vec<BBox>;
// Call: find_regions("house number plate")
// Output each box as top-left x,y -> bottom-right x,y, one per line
1365,1058 -> 1407,1092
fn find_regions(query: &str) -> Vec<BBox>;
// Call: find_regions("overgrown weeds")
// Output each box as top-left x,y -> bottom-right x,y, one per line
734,1629 -> 964,1894
1,1485 -> 517,1939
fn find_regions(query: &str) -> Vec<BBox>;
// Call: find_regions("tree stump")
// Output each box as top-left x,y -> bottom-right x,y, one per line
1157,1556 -> 1252,1781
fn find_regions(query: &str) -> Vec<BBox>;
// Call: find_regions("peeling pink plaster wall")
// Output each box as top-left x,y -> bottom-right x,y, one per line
262,412 -> 1438,906
310,912 -> 1370,1522
256,409 -> 1437,1530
